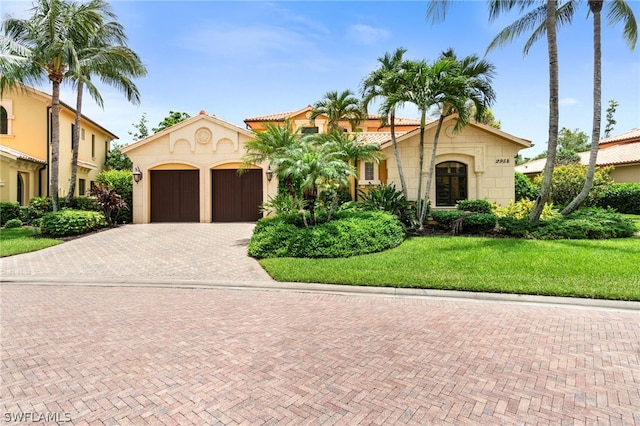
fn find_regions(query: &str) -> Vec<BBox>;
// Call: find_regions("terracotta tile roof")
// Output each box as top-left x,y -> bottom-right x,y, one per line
0,145 -> 47,164
515,140 -> 640,174
355,132 -> 407,146
244,106 -> 420,125
599,127 -> 640,145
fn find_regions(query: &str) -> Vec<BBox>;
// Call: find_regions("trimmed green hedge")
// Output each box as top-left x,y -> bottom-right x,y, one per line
594,183 -> 640,214
1,202 -> 21,226
249,210 -> 405,259
498,208 -> 635,239
41,209 -> 108,237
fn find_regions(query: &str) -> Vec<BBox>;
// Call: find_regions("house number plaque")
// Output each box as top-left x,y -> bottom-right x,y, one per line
495,158 -> 510,164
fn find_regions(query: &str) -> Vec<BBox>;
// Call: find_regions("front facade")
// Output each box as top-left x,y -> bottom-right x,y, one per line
516,128 -> 640,183
246,107 -> 531,208
0,85 -> 116,205
123,111 -> 271,224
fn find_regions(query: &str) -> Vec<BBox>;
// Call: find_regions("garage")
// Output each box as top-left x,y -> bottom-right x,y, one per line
212,169 -> 262,222
150,170 -> 200,222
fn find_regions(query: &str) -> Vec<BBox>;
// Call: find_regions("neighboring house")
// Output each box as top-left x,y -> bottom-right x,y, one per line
122,111 -> 265,224
515,127 -> 640,183
247,106 -> 531,208
0,85 -> 117,205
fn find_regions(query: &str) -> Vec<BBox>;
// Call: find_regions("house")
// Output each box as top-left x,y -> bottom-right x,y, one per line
515,128 -> 640,183
246,107 -> 531,208
123,106 -> 531,224
0,85 -> 117,205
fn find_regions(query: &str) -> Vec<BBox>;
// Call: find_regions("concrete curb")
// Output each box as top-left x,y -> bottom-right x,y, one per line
2,276 -> 638,312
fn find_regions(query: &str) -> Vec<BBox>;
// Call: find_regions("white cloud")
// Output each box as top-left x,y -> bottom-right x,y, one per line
346,24 -> 390,45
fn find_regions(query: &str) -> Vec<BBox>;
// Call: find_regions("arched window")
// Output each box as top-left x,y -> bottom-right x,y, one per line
0,106 -> 7,134
436,161 -> 467,206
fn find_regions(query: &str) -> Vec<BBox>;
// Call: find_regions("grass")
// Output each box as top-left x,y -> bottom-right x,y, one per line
0,227 -> 62,257
259,236 -> 640,300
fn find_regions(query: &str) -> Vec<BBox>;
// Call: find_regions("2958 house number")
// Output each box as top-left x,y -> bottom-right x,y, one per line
495,158 -> 510,164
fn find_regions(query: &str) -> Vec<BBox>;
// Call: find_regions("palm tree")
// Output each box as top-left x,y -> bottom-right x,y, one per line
562,0 -> 636,214
242,120 -> 303,202
310,89 -> 365,133
486,0 -> 561,221
317,130 -> 382,208
360,48 -> 409,198
412,50 -> 496,228
1,0 -> 104,211
66,0 -> 147,202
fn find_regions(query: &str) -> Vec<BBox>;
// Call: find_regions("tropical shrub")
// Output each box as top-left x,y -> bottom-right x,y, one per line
456,199 -> 493,214
460,213 -> 497,233
359,183 -> 414,225
260,193 -> 299,216
0,202 -> 20,226
96,169 -> 133,223
89,185 -> 128,225
515,172 -> 538,201
594,183 -> 640,214
68,196 -> 100,211
248,210 -> 404,259
493,199 -> 557,220
430,210 -> 464,227
533,164 -> 613,207
498,208 -> 634,239
4,218 -> 23,229
41,209 -> 107,237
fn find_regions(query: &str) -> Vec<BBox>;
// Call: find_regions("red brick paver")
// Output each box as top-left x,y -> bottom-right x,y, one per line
1,284 -> 638,425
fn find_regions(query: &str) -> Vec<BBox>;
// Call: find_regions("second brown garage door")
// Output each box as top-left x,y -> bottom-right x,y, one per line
150,170 -> 200,222
212,169 -> 262,222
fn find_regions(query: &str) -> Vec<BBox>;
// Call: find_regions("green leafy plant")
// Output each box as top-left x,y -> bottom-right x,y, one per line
493,199 -> 557,220
594,183 -> 640,214
41,210 -> 107,237
456,199 -> 493,214
249,210 -> 404,259
3,218 -> 23,229
359,184 -> 414,225
260,193 -> 300,216
0,202 -> 21,226
515,172 -> 538,201
534,164 -> 613,207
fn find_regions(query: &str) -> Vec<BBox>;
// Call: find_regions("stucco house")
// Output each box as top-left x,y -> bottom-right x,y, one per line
124,106 -> 531,224
122,111 -> 270,224
515,127 -> 640,183
0,85 -> 117,205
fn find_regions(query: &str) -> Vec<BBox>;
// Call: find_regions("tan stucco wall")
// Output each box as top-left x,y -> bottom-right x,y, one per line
124,115 -> 274,224
381,124 -> 524,207
0,87 -> 113,204
610,164 -> 640,183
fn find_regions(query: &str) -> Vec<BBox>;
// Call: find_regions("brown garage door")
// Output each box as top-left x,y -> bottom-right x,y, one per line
212,169 -> 262,222
150,170 -> 199,222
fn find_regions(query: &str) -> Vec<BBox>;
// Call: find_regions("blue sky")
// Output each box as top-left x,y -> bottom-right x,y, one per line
3,0 -> 640,157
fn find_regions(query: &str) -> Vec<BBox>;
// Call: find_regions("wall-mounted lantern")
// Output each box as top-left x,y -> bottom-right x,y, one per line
266,165 -> 273,182
133,166 -> 143,184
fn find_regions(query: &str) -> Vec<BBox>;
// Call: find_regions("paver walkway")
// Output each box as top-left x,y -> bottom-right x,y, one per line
1,223 -> 639,424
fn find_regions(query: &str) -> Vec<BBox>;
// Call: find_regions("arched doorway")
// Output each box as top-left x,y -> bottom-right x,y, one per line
17,173 -> 24,206
436,161 -> 467,206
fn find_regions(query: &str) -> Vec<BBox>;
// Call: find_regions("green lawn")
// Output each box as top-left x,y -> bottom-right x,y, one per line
259,236 -> 640,300
0,227 -> 62,257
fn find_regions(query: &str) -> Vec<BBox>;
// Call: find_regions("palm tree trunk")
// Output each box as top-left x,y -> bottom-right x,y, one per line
416,110 -> 427,228
420,114 -> 446,229
530,0 -> 560,222
67,80 -> 84,204
50,79 -> 61,212
389,111 -> 408,199
561,1 -> 602,215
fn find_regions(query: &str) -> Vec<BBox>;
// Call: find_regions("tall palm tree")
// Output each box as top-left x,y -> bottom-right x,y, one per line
562,0 -> 636,214
360,48 -> 409,198
310,89 -> 365,133
1,0 -> 104,211
486,0 -> 561,221
65,4 -> 147,202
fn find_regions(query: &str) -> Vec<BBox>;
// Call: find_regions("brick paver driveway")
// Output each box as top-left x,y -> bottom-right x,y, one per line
1,224 -> 639,424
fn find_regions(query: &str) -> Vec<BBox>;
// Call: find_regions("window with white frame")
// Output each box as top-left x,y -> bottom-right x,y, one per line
360,161 -> 379,185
